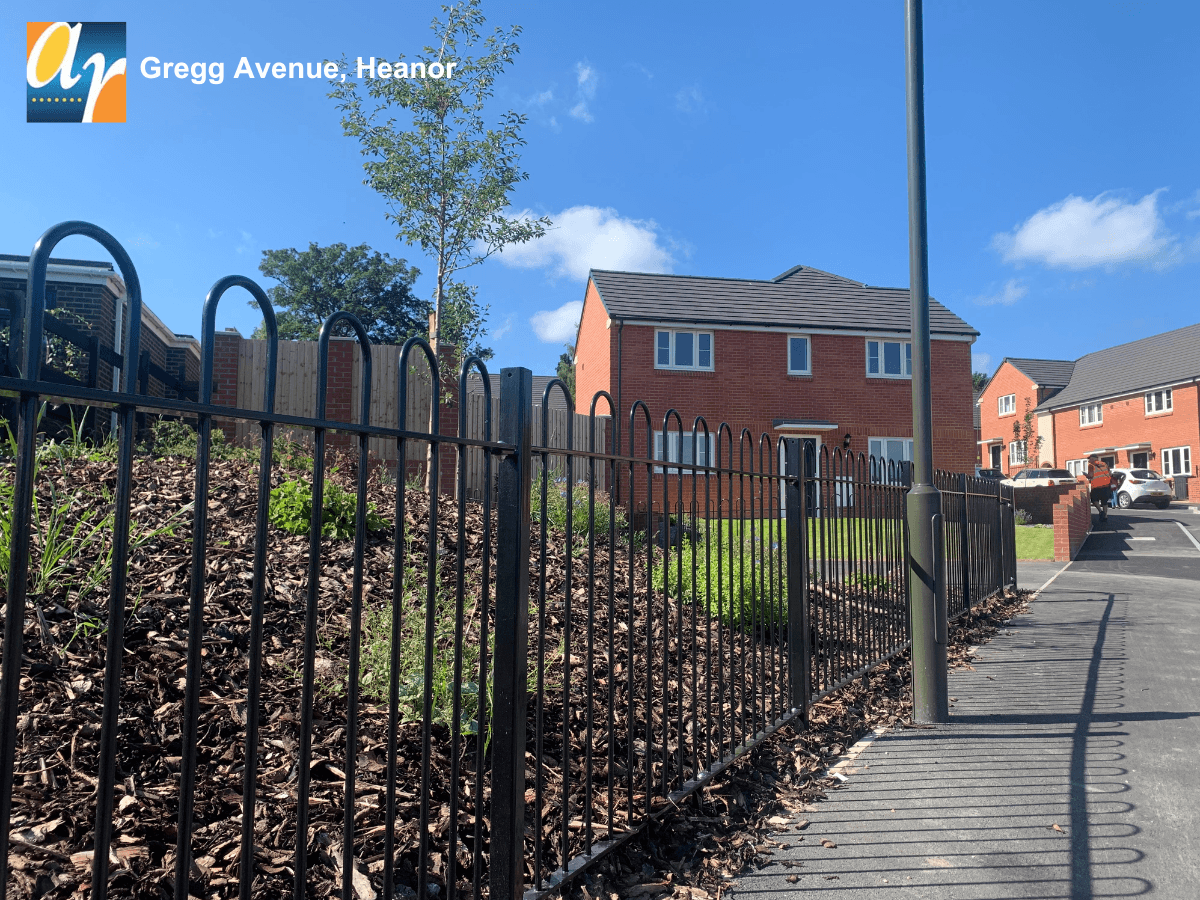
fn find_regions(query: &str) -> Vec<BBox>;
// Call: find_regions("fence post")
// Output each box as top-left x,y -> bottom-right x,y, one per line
491,368 -> 532,900
958,472 -> 972,614
783,439 -> 811,723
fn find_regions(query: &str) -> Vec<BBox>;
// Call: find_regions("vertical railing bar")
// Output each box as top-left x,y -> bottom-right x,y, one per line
490,367 -> 532,900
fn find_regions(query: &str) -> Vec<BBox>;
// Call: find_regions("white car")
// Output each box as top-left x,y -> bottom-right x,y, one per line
1111,468 -> 1173,509
1001,468 -> 1079,488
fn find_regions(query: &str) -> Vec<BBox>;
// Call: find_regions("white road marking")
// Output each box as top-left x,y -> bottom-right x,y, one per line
1130,537 -> 1156,541
1177,522 -> 1200,553
1032,561 -> 1073,599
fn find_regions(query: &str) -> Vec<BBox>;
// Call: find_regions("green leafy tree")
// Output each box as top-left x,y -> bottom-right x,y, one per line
328,0 -> 549,354
439,282 -> 492,365
252,243 -> 425,344
972,371 -> 989,392
1012,397 -> 1045,466
556,343 -> 575,398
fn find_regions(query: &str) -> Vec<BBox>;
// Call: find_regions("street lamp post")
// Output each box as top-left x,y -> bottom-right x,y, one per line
904,0 -> 949,724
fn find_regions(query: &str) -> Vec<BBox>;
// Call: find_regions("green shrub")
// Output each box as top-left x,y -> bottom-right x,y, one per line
269,477 -> 387,539
651,523 -> 786,631
537,477 -> 626,541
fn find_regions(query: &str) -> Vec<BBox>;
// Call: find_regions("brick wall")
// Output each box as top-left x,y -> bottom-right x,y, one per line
576,283 -> 976,477
210,330 -> 242,443
1012,482 -> 1083,525
1053,484 -> 1091,562
574,280 -> 612,413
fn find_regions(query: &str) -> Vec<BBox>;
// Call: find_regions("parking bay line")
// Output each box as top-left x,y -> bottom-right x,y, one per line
1177,522 -> 1200,553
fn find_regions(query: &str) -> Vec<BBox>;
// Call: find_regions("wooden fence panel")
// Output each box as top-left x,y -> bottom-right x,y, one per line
229,338 -> 607,498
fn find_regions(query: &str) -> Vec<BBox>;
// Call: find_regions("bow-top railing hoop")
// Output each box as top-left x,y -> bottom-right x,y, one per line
388,336 -> 439,900
174,276 -> 279,900
294,311 -> 373,900
0,220 -> 143,900
447,354 -> 493,900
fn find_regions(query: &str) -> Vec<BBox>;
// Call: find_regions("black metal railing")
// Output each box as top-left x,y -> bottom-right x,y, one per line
0,221 -> 1017,900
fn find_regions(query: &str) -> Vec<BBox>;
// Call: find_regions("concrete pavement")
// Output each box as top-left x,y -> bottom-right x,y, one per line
728,507 -> 1200,898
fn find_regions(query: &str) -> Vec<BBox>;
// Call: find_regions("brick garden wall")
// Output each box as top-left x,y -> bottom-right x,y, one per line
1053,484 -> 1091,562
1013,483 -> 1083,525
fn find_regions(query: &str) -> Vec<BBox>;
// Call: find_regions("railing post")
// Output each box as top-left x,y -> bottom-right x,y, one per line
491,368 -> 532,900
783,439 -> 811,724
958,472 -> 972,614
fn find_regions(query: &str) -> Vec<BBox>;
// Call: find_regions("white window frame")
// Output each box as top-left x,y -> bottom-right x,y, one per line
868,437 -> 914,464
1065,459 -> 1086,477
655,329 -> 713,371
867,437 -> 913,483
1161,445 -> 1192,477
1009,440 -> 1028,465
1079,403 -> 1103,427
865,339 -> 912,379
653,430 -> 717,475
1145,388 -> 1173,415
787,334 -> 812,375
998,393 -> 1016,416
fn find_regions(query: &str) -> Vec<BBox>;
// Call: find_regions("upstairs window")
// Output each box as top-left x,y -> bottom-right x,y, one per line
866,339 -> 911,378
998,394 -> 1016,416
1079,403 -> 1103,426
787,335 -> 811,375
656,329 -> 713,371
1145,389 -> 1173,414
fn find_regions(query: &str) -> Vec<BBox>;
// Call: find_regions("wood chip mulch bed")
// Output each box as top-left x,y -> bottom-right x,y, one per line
0,447 -> 1029,899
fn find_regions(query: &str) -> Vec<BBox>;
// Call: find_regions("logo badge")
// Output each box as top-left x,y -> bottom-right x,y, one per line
27,22 -> 126,123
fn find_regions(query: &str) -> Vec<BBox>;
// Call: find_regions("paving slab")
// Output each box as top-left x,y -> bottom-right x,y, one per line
728,514 -> 1200,899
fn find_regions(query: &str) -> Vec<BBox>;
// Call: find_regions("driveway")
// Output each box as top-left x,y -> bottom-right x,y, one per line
727,504 -> 1200,899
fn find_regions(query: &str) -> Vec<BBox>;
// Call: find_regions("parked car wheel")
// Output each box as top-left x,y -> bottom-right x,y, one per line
1117,491 -> 1133,509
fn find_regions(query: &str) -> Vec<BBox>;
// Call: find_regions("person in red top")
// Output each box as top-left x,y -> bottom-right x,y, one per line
1086,454 -> 1114,522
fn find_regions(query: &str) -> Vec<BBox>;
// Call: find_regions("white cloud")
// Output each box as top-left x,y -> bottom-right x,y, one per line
570,61 -> 597,122
972,352 -> 992,374
235,230 -> 255,255
675,85 -> 705,114
491,314 -> 514,341
530,300 -> 583,344
973,278 -> 1028,307
992,191 -> 1178,269
131,233 -> 160,249
576,62 -> 596,98
496,206 -> 676,280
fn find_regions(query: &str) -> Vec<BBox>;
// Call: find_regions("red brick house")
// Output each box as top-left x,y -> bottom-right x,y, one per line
574,265 -> 979,477
976,357 -> 1074,474
976,324 -> 1200,501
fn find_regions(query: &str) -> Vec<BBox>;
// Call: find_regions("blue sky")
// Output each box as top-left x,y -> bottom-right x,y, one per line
9,1 -> 1200,379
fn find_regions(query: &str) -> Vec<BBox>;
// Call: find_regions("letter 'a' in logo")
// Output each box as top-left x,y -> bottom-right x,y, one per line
27,22 -> 126,123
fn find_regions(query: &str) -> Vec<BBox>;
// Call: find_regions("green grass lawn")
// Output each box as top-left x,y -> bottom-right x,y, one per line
1015,525 -> 1054,560
698,517 -> 903,554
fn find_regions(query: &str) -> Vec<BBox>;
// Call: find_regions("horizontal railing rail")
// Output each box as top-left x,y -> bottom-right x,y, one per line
0,221 -> 1019,900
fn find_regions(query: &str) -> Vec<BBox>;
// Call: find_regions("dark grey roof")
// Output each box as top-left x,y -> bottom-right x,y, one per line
1035,322 -> 1200,410
589,267 -> 978,337
0,254 -> 114,270
466,374 -> 571,410
1004,357 -> 1075,388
